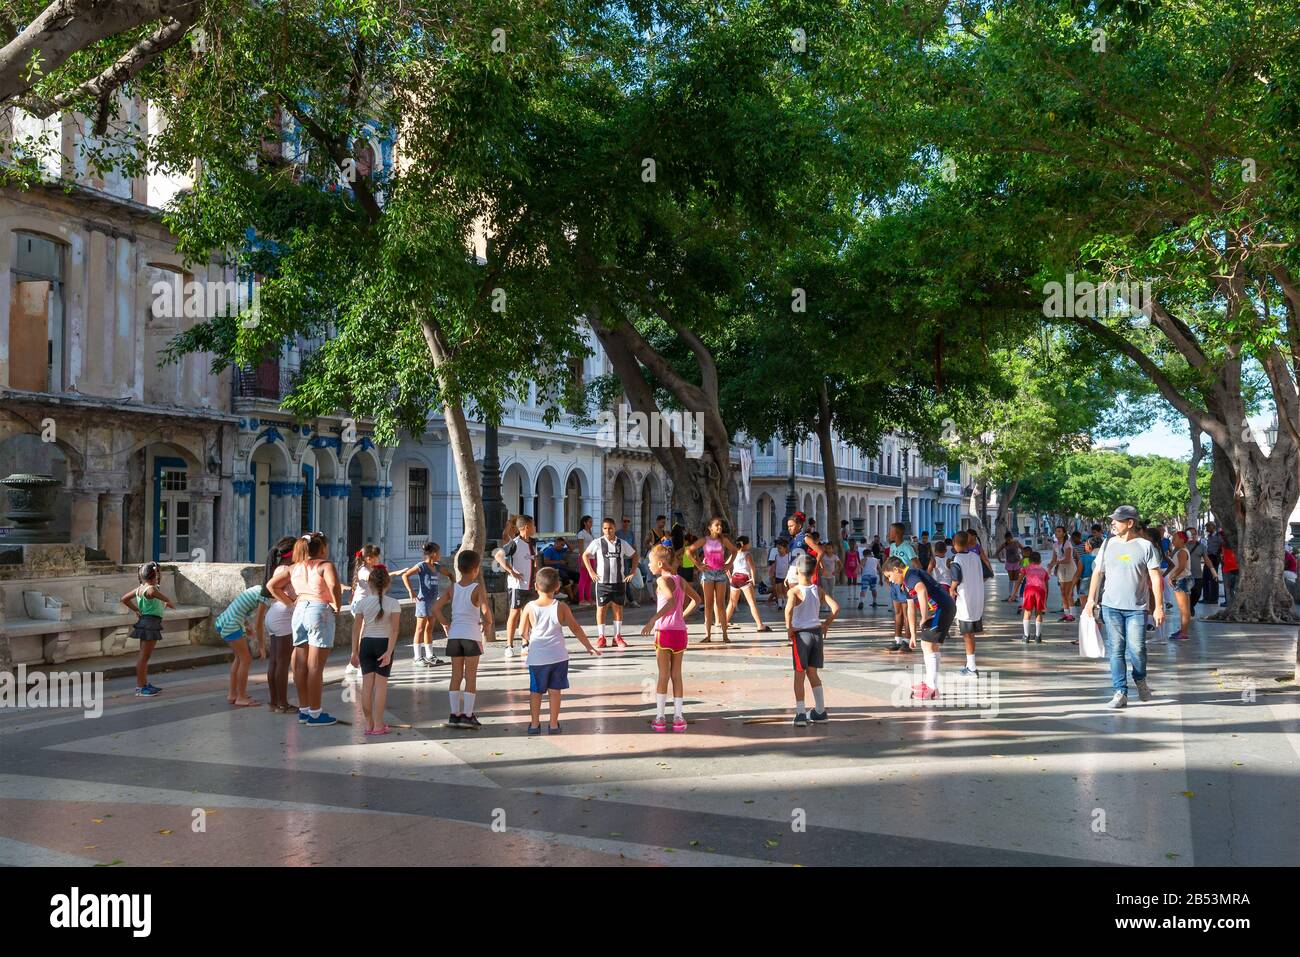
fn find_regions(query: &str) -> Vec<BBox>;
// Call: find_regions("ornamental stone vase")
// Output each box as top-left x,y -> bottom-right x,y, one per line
0,474 -> 62,543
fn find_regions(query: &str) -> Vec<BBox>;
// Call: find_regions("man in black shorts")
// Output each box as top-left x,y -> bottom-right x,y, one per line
582,518 -> 637,648
492,515 -> 537,658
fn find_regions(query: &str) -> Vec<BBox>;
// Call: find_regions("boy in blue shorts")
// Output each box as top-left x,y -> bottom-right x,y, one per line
520,567 -> 600,734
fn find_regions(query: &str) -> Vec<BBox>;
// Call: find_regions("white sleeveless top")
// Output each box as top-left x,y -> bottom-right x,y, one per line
790,584 -> 821,630
448,582 -> 482,641
733,550 -> 752,579
526,600 -> 568,666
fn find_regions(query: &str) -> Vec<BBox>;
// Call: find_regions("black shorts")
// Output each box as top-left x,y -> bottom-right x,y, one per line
958,618 -> 983,635
445,638 -> 482,658
358,635 -> 393,677
922,604 -> 956,643
596,582 -> 626,606
509,588 -> 536,610
679,567 -> 696,583
791,628 -> 824,672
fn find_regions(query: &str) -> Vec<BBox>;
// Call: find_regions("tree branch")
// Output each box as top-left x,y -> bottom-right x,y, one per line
13,10 -> 196,120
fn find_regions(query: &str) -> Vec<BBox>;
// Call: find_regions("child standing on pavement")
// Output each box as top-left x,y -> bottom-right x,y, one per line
121,561 -> 176,698
640,544 -> 701,732
521,567 -> 601,734
785,554 -> 840,726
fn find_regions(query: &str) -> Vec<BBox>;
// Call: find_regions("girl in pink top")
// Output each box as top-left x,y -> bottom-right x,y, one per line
641,544 -> 701,732
1019,551 -> 1050,643
688,516 -> 737,644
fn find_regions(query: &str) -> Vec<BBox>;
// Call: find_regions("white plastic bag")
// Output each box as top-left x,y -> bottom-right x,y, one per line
1078,612 -> 1105,659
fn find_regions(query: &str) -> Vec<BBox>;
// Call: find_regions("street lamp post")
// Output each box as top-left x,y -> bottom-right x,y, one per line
899,441 -> 912,536
481,422 -> 506,592
785,440 -> 798,522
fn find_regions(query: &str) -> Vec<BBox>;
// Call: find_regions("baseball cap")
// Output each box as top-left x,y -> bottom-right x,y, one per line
1109,505 -> 1139,522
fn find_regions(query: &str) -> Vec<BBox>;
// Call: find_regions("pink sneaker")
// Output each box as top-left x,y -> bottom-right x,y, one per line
672,716 -> 687,732
910,682 -> 937,701
652,716 -> 667,733
615,636 -> 628,647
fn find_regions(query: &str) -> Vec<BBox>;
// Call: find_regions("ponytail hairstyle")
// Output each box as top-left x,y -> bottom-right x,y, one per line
263,536 -> 296,599
137,561 -> 161,585
352,543 -> 381,591
292,531 -> 327,564
368,564 -> 391,616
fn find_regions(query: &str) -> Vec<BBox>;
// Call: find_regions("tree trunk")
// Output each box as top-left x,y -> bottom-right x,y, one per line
588,318 -> 732,535
993,478 -> 1019,544
815,382 -> 842,555
1209,440 -> 1239,547
1208,436 -> 1299,623
420,318 -> 484,554
1187,417 -> 1203,528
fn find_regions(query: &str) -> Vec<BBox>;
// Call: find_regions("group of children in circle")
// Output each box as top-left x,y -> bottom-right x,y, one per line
120,505 -> 1120,732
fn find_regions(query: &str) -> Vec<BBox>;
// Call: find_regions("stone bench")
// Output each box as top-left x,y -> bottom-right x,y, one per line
0,570 -> 210,666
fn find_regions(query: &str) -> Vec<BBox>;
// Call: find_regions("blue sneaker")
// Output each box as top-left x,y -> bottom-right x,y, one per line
304,712 -> 338,727
547,723 -> 562,734
958,666 -> 979,677
134,685 -> 159,697
298,709 -> 310,723
793,713 -> 809,727
527,724 -> 541,735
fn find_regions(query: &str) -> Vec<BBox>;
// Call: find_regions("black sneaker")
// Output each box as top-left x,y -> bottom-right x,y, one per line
448,714 -> 463,728
793,713 -> 809,727
809,709 -> 829,722
1035,637 -> 1042,644
461,713 -> 482,729
857,601 -> 864,610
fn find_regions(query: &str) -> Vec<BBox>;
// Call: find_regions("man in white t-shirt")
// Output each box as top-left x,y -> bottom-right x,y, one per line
492,515 -> 537,658
582,518 -> 637,648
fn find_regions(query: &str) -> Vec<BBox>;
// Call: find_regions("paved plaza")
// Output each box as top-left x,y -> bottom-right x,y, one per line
2,577 -> 1297,867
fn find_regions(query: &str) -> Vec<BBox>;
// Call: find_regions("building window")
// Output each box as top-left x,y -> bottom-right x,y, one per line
408,466 -> 429,537
10,231 -> 67,392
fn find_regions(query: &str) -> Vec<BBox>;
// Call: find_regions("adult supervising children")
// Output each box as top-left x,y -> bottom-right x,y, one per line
1083,506 -> 1164,710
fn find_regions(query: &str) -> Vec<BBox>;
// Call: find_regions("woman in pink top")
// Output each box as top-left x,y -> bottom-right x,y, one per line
640,544 -> 701,732
687,517 -> 737,644
268,532 -> 342,727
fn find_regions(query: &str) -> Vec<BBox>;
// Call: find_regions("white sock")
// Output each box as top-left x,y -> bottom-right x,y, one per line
462,692 -> 476,715
597,623 -> 605,640
656,693 -> 666,718
795,698 -> 806,716
812,686 -> 825,711
310,708 -> 321,718
966,653 -> 977,670
1023,619 -> 1030,637
924,651 -> 939,687
673,697 -> 684,718
449,690 -> 461,714
614,620 -> 622,637
1035,619 -> 1041,637
414,643 -> 423,660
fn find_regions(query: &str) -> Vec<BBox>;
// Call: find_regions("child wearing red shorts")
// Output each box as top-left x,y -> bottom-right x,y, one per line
640,544 -> 701,732
1020,551 -> 1050,643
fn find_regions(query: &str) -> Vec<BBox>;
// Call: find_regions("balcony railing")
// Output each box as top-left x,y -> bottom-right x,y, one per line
751,458 -> 903,487
232,363 -> 292,402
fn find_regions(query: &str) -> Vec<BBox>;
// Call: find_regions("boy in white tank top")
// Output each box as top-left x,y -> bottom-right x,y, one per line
785,554 -> 840,727
520,567 -> 601,734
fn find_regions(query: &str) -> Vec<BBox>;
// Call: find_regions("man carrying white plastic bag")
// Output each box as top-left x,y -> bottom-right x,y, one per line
1083,505 -> 1165,709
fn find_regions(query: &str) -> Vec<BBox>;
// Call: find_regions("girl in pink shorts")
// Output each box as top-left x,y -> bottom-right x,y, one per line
641,544 -> 701,732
